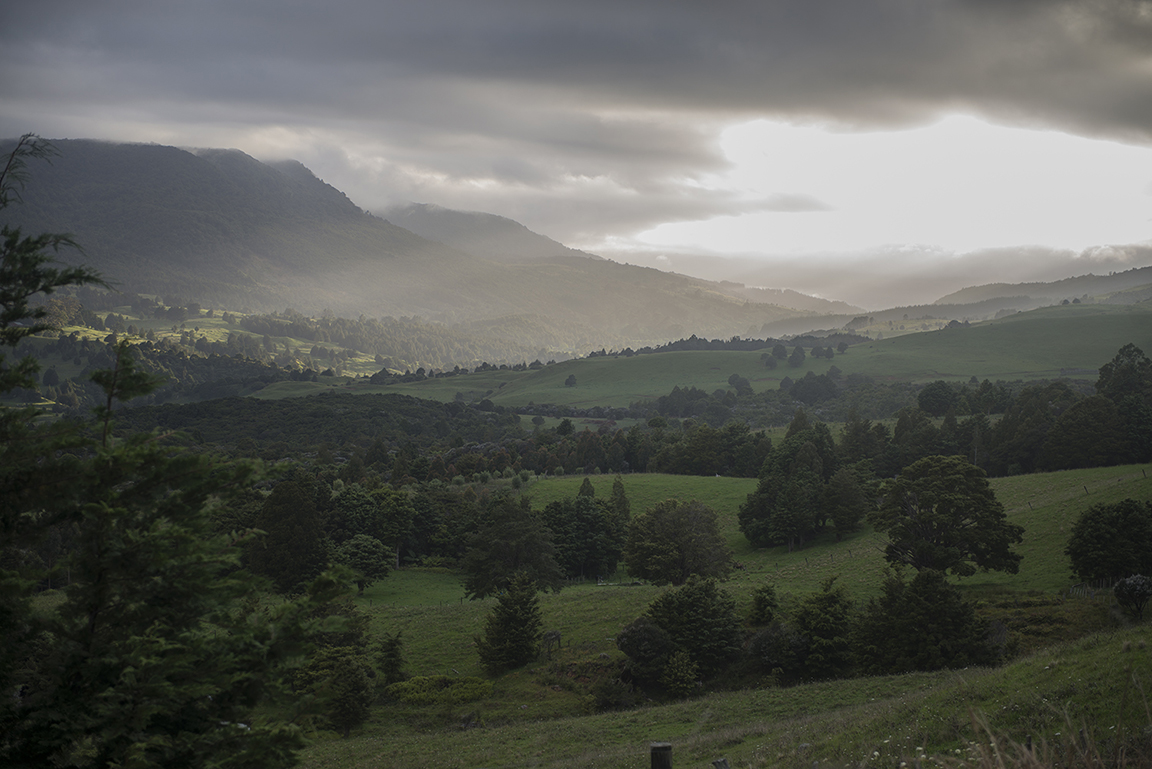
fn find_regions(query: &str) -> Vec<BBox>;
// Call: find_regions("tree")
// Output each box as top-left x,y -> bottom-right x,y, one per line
1065,499 -> 1152,583
748,620 -> 808,683
0,135 -> 104,396
727,372 -> 752,397
616,616 -> 674,681
788,345 -> 806,367
855,569 -> 994,675
918,380 -> 958,417
1096,343 -> 1152,406
610,475 -> 630,518
643,577 -> 742,674
474,570 -> 544,673
577,476 -> 596,497
791,576 -> 854,680
1114,575 -> 1152,621
541,495 -> 627,580
660,650 -> 700,698
749,582 -> 780,625
738,422 -> 837,550
623,499 -> 732,585
868,455 -> 1023,577
334,534 -> 392,593
461,495 -> 563,599
1038,395 -> 1130,471
376,630 -> 409,686
1,137 -> 343,767
564,373 -> 577,387
823,466 -> 869,541
368,490 -> 419,568
986,382 -> 1080,476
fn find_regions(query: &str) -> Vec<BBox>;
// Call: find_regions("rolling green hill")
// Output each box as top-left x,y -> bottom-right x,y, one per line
298,464 -> 1152,768
368,302 -> 1151,408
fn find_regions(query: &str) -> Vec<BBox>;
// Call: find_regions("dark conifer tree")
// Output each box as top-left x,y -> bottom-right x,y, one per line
474,571 -> 544,674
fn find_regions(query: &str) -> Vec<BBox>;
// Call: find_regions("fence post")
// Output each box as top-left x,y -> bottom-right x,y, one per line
651,742 -> 673,769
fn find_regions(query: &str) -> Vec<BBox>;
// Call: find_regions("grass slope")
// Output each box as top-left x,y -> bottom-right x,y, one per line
301,625 -> 1152,768
301,464 -> 1152,768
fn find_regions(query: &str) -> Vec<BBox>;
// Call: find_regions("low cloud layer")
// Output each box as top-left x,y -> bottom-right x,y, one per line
2,0 -> 1150,303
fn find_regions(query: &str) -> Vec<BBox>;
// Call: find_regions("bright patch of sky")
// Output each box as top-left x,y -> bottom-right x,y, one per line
635,115 -> 1152,256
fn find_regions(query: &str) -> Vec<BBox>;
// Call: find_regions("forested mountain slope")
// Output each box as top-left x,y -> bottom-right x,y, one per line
2,139 -> 817,346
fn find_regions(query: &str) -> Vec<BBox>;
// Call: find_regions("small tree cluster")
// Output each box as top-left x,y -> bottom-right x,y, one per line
1065,499 -> 1152,583
623,499 -> 732,585
617,578 -> 741,690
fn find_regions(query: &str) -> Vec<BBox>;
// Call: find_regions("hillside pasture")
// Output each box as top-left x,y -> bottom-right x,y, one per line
326,464 -> 1152,768
375,302 -> 1151,408
302,625 -> 1152,769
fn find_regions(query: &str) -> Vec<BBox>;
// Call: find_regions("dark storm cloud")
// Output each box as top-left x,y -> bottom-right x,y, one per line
2,0 -> 1150,242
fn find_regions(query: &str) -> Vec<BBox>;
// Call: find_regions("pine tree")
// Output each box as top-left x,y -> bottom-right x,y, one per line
474,571 -> 544,674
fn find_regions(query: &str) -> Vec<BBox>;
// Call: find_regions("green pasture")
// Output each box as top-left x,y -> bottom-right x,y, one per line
314,464 -> 1152,769
848,303 -> 1152,383
373,302 -> 1151,408
300,624 -> 1152,769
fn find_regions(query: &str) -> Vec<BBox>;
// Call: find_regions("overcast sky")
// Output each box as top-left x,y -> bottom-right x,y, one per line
2,0 -> 1151,308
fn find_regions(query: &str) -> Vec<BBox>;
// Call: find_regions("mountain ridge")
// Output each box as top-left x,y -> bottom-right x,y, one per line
933,265 -> 1152,306
2,138 -> 835,350
381,202 -> 603,262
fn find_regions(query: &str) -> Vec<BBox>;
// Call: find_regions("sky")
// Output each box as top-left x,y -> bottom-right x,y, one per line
2,0 -> 1151,309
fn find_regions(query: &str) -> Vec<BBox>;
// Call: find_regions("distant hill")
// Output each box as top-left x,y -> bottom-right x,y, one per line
381,202 -> 601,262
2,139 -> 826,350
383,203 -> 862,316
933,265 -> 1152,306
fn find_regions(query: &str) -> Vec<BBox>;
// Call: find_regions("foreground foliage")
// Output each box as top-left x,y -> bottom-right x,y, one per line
1,137 -> 341,768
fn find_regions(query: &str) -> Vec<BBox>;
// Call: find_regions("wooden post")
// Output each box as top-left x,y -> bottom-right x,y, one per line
651,742 -> 673,769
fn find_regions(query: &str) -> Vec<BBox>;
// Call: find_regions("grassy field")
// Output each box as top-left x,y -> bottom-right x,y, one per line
297,464 -> 1152,768
299,624 -> 1152,769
